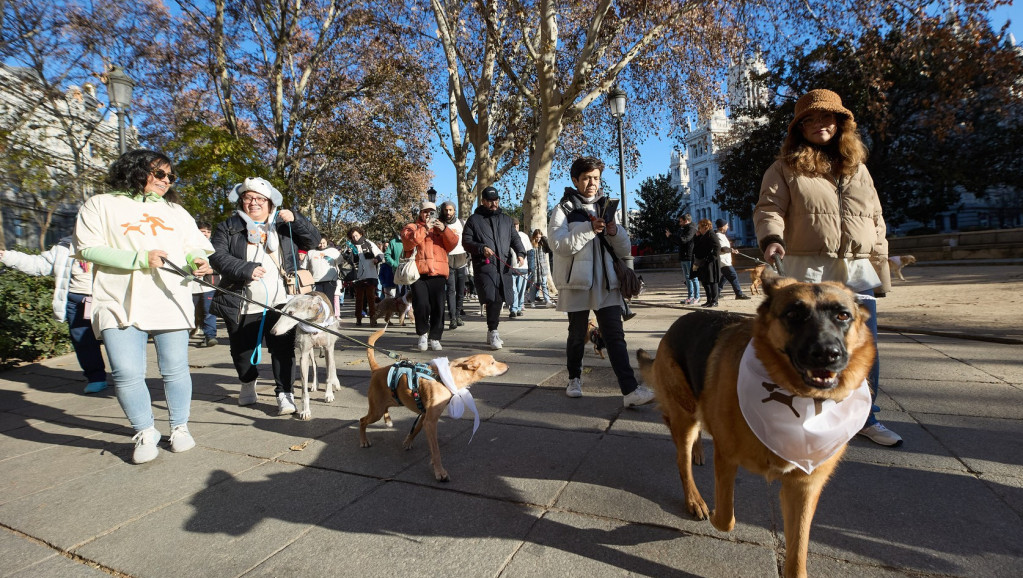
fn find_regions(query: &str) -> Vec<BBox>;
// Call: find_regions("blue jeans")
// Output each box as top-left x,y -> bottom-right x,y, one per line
681,261 -> 699,300
859,289 -> 882,426
510,269 -> 527,312
66,293 -> 106,383
192,292 -> 217,338
102,327 -> 192,431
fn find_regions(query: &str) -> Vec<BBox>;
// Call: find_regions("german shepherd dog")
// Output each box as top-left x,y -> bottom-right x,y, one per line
637,275 -> 875,578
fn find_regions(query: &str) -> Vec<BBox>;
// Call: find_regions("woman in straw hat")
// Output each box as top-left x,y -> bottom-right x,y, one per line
754,88 -> 902,447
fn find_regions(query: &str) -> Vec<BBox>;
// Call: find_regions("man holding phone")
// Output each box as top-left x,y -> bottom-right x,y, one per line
547,156 -> 655,407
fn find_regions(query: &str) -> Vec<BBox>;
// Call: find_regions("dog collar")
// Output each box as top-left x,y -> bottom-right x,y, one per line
432,357 -> 480,443
737,340 -> 870,474
298,299 -> 334,333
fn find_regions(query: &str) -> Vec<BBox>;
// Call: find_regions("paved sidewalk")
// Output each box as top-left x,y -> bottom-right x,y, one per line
1,271 -> 1021,577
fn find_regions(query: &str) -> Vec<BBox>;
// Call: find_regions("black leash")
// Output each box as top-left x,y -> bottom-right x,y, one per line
160,258 -> 405,362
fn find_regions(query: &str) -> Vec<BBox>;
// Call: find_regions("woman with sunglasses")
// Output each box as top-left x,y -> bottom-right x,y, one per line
755,88 -> 901,447
208,177 -> 321,417
74,149 -> 214,464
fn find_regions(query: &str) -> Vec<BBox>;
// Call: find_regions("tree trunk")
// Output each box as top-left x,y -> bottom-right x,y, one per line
522,108 -> 565,233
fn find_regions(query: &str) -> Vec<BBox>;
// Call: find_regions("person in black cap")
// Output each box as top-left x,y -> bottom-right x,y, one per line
461,186 -> 526,350
715,219 -> 750,300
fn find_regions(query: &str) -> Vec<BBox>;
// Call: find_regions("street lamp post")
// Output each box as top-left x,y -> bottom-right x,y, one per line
105,66 -> 135,156
607,85 -> 633,269
427,187 -> 437,204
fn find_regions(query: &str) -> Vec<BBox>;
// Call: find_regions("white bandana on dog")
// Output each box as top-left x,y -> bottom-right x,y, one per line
432,357 -> 480,443
297,299 -> 334,334
737,340 -> 871,474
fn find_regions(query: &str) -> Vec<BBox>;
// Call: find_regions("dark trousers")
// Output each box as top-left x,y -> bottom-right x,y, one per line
192,292 -> 217,338
485,300 -> 503,331
702,279 -> 720,304
223,309 -> 295,394
446,266 -> 467,322
718,265 -> 744,297
354,279 -> 377,321
411,275 -> 447,340
566,306 -> 638,395
66,292 -> 106,383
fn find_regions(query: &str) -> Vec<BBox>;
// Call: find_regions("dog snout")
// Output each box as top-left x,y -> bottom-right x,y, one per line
807,341 -> 845,367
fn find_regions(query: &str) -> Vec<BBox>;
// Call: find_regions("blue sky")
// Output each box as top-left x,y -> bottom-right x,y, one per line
427,5 -> 1022,209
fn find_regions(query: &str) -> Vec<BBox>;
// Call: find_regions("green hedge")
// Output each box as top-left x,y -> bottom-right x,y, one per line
0,268 -> 71,367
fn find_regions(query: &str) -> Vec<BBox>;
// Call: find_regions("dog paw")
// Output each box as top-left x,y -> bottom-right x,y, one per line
384,413 -> 394,428
710,509 -> 735,532
297,410 -> 312,421
324,391 -> 335,403
360,440 -> 371,448
687,496 -> 710,520
434,470 -> 450,482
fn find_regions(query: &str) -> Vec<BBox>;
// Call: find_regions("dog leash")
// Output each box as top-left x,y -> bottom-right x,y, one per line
733,250 -> 770,266
159,258 -> 407,363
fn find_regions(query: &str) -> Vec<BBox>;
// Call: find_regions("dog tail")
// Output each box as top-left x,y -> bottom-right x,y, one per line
367,328 -> 386,371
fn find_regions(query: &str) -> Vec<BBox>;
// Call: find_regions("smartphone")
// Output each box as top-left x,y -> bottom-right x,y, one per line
601,198 -> 620,223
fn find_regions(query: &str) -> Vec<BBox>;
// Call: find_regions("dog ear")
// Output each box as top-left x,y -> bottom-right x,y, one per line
762,271 -> 797,296
461,358 -> 482,372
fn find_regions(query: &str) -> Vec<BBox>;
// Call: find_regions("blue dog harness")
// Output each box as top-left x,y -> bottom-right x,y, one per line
386,361 -> 436,413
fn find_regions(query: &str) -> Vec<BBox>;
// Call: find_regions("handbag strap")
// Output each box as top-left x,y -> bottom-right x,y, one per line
264,248 -> 290,280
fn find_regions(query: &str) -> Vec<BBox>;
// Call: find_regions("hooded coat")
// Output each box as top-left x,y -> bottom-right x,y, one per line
461,204 -> 526,305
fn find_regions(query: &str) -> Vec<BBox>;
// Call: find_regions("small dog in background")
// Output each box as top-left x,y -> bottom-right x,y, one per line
270,291 -> 342,420
373,294 -> 414,326
749,264 -> 767,295
586,317 -> 606,359
888,255 -> 917,281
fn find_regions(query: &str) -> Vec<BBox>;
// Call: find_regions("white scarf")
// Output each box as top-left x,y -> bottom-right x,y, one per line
236,209 -> 280,253
737,340 -> 870,474
432,357 -> 480,443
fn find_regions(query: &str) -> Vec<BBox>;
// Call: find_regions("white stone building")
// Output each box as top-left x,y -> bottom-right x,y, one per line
0,64 -> 127,249
670,55 -> 769,248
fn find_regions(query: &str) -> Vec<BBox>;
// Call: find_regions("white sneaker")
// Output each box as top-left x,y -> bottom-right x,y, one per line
565,377 -> 583,398
168,424 -> 196,453
416,334 -> 428,351
277,392 -> 297,416
487,330 -> 503,350
429,339 -> 443,351
239,380 -> 257,406
857,422 -> 903,447
132,426 -> 161,464
623,385 -> 656,408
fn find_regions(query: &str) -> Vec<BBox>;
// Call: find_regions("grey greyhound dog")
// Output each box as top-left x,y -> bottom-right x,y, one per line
270,291 -> 342,420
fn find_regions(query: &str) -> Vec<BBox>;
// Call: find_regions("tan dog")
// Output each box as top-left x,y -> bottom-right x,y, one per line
373,294 -> 414,326
270,291 -> 341,420
586,317 -> 606,359
888,255 -> 917,281
637,275 -> 875,578
749,263 -> 767,295
360,329 -> 509,481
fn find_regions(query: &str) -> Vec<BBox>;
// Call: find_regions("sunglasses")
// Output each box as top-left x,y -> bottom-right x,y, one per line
150,168 -> 177,183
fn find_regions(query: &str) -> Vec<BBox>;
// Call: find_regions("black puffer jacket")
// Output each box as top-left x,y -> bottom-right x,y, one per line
461,205 -> 526,305
691,230 -> 722,285
209,212 -> 320,322
670,222 -> 697,261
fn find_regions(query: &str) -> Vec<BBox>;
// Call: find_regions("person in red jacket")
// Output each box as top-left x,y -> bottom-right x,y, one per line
401,200 -> 459,351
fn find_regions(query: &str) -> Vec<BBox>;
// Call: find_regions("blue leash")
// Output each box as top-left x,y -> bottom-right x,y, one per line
249,278 -> 270,365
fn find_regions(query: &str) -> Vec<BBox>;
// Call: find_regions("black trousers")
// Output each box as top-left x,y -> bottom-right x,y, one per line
485,300 -> 503,331
223,308 -> 295,394
566,306 -> 638,395
411,275 -> 447,340
446,266 -> 467,322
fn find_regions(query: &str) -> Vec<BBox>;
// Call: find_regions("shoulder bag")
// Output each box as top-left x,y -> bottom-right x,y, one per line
267,250 -> 314,295
394,247 -> 420,286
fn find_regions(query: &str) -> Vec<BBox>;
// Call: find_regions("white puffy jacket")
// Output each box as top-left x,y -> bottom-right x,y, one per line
0,237 -> 91,322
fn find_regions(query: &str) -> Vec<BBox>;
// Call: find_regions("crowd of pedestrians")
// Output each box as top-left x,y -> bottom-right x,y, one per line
3,110 -> 904,463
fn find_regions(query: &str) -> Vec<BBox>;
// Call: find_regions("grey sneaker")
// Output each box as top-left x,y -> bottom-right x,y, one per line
239,380 -> 257,406
277,392 -> 297,416
416,334 -> 428,351
132,426 -> 161,464
168,424 -> 196,453
487,330 -> 503,350
623,385 -> 656,408
857,422 -> 903,447
565,377 -> 583,398
428,339 -> 443,351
